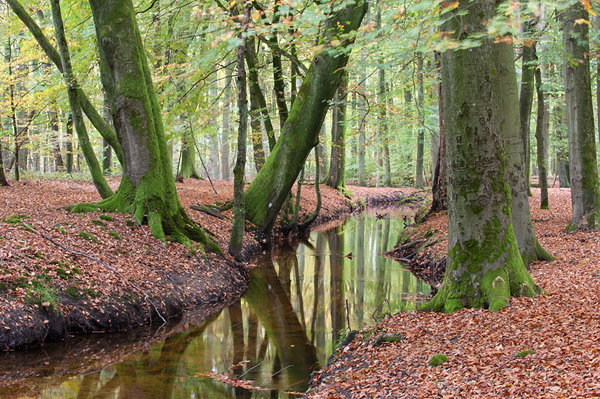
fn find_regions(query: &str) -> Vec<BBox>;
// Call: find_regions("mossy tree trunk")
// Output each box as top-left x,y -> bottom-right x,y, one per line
423,0 -> 540,314
243,0 -> 368,233
75,0 -> 218,250
65,113 -> 73,174
498,41 -> 552,265
51,0 -> 113,199
326,74 -> 347,190
562,2 -> 600,230
0,147 -> 8,186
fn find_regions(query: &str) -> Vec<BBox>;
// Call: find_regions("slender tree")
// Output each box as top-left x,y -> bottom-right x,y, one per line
327,74 -> 347,189
562,1 -> 600,230
423,0 -> 539,313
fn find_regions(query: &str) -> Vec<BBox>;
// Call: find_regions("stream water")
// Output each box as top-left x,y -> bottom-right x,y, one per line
2,207 -> 430,398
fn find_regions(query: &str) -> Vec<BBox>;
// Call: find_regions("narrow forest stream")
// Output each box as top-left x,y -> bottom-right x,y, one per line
2,207 -> 430,398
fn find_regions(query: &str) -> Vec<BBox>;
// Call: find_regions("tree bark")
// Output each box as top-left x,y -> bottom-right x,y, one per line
562,2 -> 600,230
423,0 -> 539,313
243,0 -> 368,233
74,0 -> 218,250
177,123 -> 201,179
220,64 -> 233,181
65,113 -> 73,174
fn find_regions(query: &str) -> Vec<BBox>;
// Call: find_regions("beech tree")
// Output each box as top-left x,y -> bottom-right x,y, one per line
69,0 -> 218,250
423,0 -> 540,313
243,0 -> 368,233
562,1 -> 600,230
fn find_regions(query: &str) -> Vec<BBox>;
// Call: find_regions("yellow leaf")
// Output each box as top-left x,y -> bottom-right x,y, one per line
574,18 -> 591,26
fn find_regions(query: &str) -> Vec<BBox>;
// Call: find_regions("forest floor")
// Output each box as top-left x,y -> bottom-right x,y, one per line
0,178 -> 418,352
307,187 -> 600,399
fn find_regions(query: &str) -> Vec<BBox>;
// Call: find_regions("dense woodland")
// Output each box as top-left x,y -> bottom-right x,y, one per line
0,0 -> 599,315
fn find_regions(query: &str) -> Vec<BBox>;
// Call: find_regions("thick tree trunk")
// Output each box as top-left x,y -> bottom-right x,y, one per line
562,2 -> 600,230
74,0 -> 217,250
499,41 -> 552,265
534,46 -> 549,209
51,0 -> 113,199
326,74 -> 347,189
243,0 -> 367,233
423,0 -> 539,314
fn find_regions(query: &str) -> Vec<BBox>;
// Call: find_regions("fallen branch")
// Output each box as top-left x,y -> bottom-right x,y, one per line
22,221 -> 167,325
189,204 -> 229,220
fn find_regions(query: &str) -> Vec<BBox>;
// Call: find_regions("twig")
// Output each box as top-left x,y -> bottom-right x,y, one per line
238,360 -> 264,378
22,221 -> 167,325
345,298 -> 351,331
260,364 -> 294,387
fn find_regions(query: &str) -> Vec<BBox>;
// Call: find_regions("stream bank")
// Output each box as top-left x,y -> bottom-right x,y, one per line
0,179 -> 420,352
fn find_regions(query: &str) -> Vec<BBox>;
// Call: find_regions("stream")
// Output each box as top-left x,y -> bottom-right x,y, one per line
2,207 -> 430,398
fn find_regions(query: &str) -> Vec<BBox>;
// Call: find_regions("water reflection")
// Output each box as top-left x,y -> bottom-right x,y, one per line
8,209 -> 429,398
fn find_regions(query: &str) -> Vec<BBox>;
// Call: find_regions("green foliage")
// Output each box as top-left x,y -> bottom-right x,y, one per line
108,231 -> 120,240
1,214 -> 29,224
515,349 -> 536,358
99,214 -> 113,221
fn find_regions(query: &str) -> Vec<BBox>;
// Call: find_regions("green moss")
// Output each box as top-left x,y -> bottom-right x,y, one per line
99,214 -> 113,221
429,353 -> 448,367
126,219 -> 135,227
79,231 -> 99,243
91,219 -> 106,227
515,349 -> 536,357
1,214 -> 29,224
58,227 -> 67,235
108,231 -> 120,240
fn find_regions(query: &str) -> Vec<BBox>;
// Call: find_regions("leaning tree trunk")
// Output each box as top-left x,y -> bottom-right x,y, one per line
243,0 -> 368,233
423,0 -> 540,314
51,0 -> 113,199
562,2 -> 600,230
498,41 -> 552,265
74,0 -> 218,250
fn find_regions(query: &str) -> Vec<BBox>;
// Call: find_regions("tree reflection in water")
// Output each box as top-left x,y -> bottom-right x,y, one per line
9,209 -> 430,399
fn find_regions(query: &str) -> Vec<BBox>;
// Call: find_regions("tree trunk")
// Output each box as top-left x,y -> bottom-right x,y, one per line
229,3 -> 250,260
0,143 -> 8,186
74,0 -> 218,250
243,0 -> 368,233
499,41 -> 552,265
428,52 -> 447,215
423,0 -> 539,314
177,124 -> 200,179
48,107 -> 65,171
326,74 -> 347,189
51,0 -> 113,199
65,113 -> 73,174
534,45 -> 549,209
220,64 -> 232,181
562,2 -> 600,230
415,54 -> 425,188
519,29 -> 535,196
